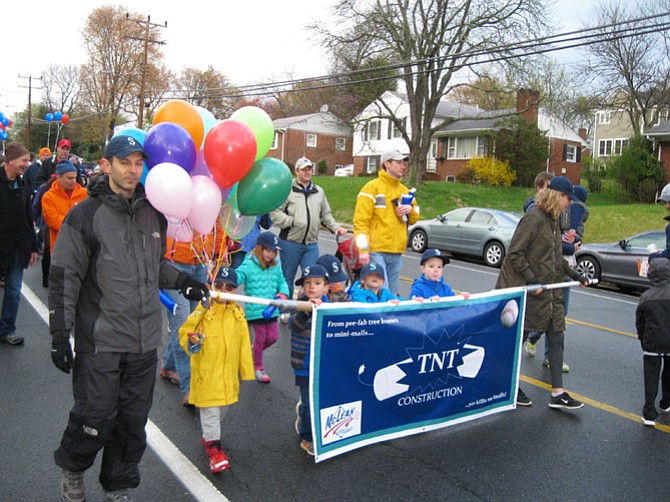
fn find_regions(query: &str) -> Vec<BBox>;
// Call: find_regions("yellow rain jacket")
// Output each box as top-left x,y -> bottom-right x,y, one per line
179,301 -> 254,407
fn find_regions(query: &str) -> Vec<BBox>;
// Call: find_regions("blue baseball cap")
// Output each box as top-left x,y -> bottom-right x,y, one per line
213,266 -> 238,287
104,135 -> 148,160
360,263 -> 385,280
295,264 -> 329,286
548,176 -> 577,201
316,254 -> 348,283
420,249 -> 450,265
257,232 -> 280,250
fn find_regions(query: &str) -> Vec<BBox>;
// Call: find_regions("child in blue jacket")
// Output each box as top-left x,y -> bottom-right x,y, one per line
349,263 -> 401,303
235,232 -> 289,383
410,249 -> 466,301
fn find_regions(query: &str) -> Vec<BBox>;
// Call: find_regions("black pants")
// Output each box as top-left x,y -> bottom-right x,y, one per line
643,354 -> 670,420
54,350 -> 158,491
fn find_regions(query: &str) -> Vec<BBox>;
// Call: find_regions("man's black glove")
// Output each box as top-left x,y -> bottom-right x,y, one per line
576,274 -> 590,286
180,276 -> 210,302
51,333 -> 74,374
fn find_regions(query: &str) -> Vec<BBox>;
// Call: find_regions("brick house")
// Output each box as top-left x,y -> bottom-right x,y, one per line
353,89 -> 588,184
265,111 -> 353,174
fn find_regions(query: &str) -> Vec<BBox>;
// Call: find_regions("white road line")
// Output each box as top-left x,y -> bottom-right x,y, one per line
21,283 -> 228,502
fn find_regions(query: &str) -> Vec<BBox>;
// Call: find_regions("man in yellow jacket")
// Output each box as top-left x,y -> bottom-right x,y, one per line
353,149 -> 419,295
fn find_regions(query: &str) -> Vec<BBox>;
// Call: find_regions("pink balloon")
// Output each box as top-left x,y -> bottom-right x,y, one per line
188,175 -> 223,234
145,162 -> 193,220
167,220 -> 194,242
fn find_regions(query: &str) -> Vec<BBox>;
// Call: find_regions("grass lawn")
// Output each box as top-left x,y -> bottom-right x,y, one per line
315,176 -> 667,244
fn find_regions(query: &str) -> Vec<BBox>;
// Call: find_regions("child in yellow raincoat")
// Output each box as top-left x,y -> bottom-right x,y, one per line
179,266 -> 254,473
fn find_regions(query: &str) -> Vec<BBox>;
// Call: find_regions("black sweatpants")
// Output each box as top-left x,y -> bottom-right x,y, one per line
54,350 -> 157,491
643,354 -> 670,420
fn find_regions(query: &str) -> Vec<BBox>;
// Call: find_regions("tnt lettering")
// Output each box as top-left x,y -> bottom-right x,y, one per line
417,350 -> 459,374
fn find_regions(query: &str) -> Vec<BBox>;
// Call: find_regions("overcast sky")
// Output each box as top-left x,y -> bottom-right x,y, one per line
1,0 -> 594,117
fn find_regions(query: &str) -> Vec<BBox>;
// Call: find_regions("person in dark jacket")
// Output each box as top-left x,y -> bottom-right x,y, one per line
35,138 -> 84,187
49,135 -> 210,502
635,257 -> 670,426
0,143 -> 38,345
649,183 -> 670,262
496,176 -> 589,410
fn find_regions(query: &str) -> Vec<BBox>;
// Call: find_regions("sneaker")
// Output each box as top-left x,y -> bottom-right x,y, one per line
159,368 -> 180,385
202,438 -> 230,473
300,439 -> 314,456
641,416 -> 656,427
516,388 -> 533,407
61,469 -> 85,502
255,369 -> 271,383
280,313 -> 290,324
659,402 -> 670,413
523,340 -> 536,357
0,334 -> 24,345
182,393 -> 194,408
103,489 -> 133,501
295,400 -> 301,435
548,392 -> 584,410
542,360 -> 570,372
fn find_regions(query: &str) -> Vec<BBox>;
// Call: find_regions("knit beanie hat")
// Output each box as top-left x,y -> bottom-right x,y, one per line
4,142 -> 29,162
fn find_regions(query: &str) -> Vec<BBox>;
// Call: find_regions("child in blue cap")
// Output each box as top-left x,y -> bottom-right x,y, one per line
410,249 -> 468,301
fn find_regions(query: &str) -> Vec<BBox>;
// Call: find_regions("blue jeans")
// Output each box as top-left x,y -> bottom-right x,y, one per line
278,239 -> 319,299
369,252 -> 403,296
0,249 -> 24,339
296,376 -> 312,442
160,262 -> 207,396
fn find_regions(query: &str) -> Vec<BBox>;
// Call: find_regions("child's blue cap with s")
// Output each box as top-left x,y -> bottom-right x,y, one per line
257,232 -> 280,250
214,266 -> 238,287
360,263 -> 385,280
316,254 -> 348,283
295,264 -> 329,286
420,249 -> 450,265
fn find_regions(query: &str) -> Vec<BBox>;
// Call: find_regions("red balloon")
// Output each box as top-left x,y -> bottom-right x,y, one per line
61,114 -> 70,125
203,120 -> 257,189
7,119 -> 12,128
0,124 -> 4,130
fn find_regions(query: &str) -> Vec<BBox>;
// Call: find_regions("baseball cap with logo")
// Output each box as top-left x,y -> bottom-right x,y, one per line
257,231 -> 281,250
316,254 -> 348,283
58,139 -> 72,149
360,263 -> 385,280
214,266 -> 238,287
104,135 -> 149,160
420,249 -> 451,265
295,264 -> 330,286
295,157 -> 314,170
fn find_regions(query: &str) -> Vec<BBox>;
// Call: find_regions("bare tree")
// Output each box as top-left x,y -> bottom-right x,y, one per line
79,5 -> 166,139
315,0 -> 549,184
42,64 -> 81,114
583,0 -> 670,132
171,66 -> 241,118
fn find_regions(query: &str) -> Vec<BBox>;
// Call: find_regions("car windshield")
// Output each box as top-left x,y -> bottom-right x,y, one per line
494,212 -> 520,226
627,232 -> 665,248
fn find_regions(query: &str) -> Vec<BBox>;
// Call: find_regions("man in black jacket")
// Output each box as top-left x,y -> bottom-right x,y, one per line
49,135 -> 209,502
0,143 -> 38,345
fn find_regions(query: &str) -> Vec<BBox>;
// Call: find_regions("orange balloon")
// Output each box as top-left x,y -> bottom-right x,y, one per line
153,100 -> 204,150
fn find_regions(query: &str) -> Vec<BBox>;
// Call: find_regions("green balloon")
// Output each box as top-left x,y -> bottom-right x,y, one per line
230,106 -> 274,161
237,158 -> 292,215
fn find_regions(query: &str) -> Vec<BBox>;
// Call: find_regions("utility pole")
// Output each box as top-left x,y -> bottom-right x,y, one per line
125,14 -> 167,129
18,74 -> 42,151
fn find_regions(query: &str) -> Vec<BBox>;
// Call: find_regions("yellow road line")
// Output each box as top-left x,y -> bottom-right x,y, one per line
566,317 -> 637,338
520,375 -> 670,433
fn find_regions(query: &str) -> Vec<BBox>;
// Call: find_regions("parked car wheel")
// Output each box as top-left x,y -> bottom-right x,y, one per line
576,255 -> 601,282
483,241 -> 505,267
410,229 -> 428,253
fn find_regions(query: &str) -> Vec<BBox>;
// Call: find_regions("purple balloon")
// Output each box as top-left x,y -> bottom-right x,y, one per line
144,122 -> 197,172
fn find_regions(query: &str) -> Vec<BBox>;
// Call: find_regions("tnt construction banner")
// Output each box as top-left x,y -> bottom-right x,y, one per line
310,287 -> 526,462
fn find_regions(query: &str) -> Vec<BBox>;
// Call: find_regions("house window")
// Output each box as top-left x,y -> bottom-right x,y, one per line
335,137 -> 346,151
388,117 -> 407,139
306,133 -> 317,148
598,111 -> 611,124
445,175 -> 456,183
598,139 -> 612,156
271,132 -> 278,150
598,138 -> 628,156
364,120 -> 382,141
366,156 -> 380,174
564,144 -> 577,163
614,138 -> 628,155
446,136 -> 486,159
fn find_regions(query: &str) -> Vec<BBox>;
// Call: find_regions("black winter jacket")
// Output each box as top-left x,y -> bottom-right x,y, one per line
0,166 -> 37,269
636,258 -> 670,354
48,175 -> 186,353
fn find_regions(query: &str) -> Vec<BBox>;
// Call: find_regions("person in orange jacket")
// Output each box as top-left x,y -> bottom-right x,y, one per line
41,160 -> 88,257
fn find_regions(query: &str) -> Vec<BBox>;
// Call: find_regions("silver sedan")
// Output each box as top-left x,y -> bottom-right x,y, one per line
408,207 -> 521,267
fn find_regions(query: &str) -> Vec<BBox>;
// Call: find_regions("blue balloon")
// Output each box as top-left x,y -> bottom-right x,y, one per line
0,112 -> 4,121
140,163 -> 149,185
45,113 -> 54,122
114,127 -> 147,146
54,111 -> 63,121
195,106 -> 217,149
1,118 -> 8,127
144,122 -> 196,172
0,130 -> 8,141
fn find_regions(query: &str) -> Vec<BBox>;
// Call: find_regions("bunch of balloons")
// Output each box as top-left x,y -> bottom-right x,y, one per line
45,110 -> 70,124
113,100 -> 292,243
0,112 -> 13,141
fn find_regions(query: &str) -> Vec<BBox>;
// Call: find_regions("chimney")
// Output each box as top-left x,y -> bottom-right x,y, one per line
578,127 -> 588,141
516,89 -> 540,125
